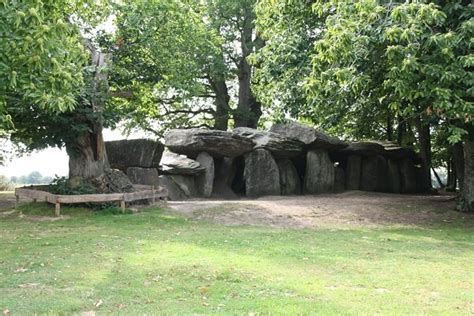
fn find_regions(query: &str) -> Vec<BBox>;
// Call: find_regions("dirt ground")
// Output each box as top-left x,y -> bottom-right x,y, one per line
166,191 -> 474,229
1,190 -> 473,229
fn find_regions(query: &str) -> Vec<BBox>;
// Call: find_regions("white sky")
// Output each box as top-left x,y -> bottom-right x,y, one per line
0,128 -> 147,178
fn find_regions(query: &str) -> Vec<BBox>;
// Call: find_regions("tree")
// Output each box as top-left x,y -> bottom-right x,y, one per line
109,0 -> 264,135
254,0 -> 473,210
1,0 -> 122,188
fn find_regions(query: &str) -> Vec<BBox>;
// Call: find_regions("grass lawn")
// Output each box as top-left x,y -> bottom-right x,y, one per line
0,202 -> 473,315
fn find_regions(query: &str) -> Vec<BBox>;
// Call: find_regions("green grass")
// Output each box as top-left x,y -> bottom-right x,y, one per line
0,203 -> 473,315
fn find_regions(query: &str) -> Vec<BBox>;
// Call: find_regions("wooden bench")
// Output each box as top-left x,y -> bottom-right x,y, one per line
14,185 -> 168,216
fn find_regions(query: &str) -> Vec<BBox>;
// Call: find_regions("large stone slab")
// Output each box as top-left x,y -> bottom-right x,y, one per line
126,167 -> 159,186
360,155 -> 387,192
379,141 -> 417,160
400,158 -> 417,193
270,121 -> 347,150
341,142 -> 386,157
345,155 -> 362,190
304,149 -> 335,194
277,159 -> 301,195
244,149 -> 281,197
165,129 -> 254,158
159,152 -> 203,175
195,152 -> 214,198
387,159 -> 401,193
233,127 -> 304,158
106,139 -> 164,170
334,166 -> 346,192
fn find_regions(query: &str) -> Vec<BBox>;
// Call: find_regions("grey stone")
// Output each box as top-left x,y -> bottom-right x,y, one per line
126,167 -> 160,186
334,166 -> 346,192
159,151 -> 203,175
304,149 -> 335,194
195,152 -> 214,197
387,159 -> 401,193
360,155 -> 387,192
233,127 -> 304,158
400,158 -> 417,193
345,155 -> 362,190
106,139 -> 164,170
164,128 -> 254,158
158,175 -> 187,200
170,175 -> 198,197
277,159 -> 301,195
270,121 -> 347,150
244,149 -> 281,197
92,169 -> 135,193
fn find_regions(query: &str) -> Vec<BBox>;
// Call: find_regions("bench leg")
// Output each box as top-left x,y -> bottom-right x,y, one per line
55,202 -> 61,217
120,200 -> 126,213
15,195 -> 19,208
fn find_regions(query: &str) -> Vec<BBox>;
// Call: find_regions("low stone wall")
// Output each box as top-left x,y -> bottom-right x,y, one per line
106,122 -> 425,200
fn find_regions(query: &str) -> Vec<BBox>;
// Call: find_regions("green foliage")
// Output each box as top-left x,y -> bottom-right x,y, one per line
0,0 -> 91,112
254,0 -> 473,141
109,0 -> 261,134
252,0 -> 319,121
49,176 -> 96,195
108,0 -> 223,134
1,0 -> 113,162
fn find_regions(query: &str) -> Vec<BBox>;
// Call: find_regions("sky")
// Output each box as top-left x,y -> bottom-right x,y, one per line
0,128 -> 147,178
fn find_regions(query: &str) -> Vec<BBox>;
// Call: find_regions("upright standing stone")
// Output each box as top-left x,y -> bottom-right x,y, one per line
304,149 -> 335,194
400,158 -> 417,193
277,159 -> 301,195
387,159 -> 401,193
345,155 -> 362,190
244,149 -> 281,197
334,166 -> 346,192
361,155 -> 387,192
195,152 -> 214,197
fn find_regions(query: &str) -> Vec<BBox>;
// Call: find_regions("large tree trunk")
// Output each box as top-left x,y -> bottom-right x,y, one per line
446,155 -> 457,191
386,112 -> 393,141
459,139 -> 474,212
453,141 -> 464,190
67,128 -> 108,180
210,75 -> 230,131
68,44 -> 110,181
415,116 -> 432,192
234,8 -> 262,128
235,56 -> 254,128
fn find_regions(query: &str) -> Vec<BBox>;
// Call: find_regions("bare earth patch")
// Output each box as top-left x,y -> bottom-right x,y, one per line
166,191 -> 474,229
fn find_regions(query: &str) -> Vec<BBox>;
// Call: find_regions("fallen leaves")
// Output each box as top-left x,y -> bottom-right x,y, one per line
14,268 -> 28,273
3,309 -> 10,315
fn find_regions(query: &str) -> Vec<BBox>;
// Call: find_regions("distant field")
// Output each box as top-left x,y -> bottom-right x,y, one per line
0,197 -> 473,315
